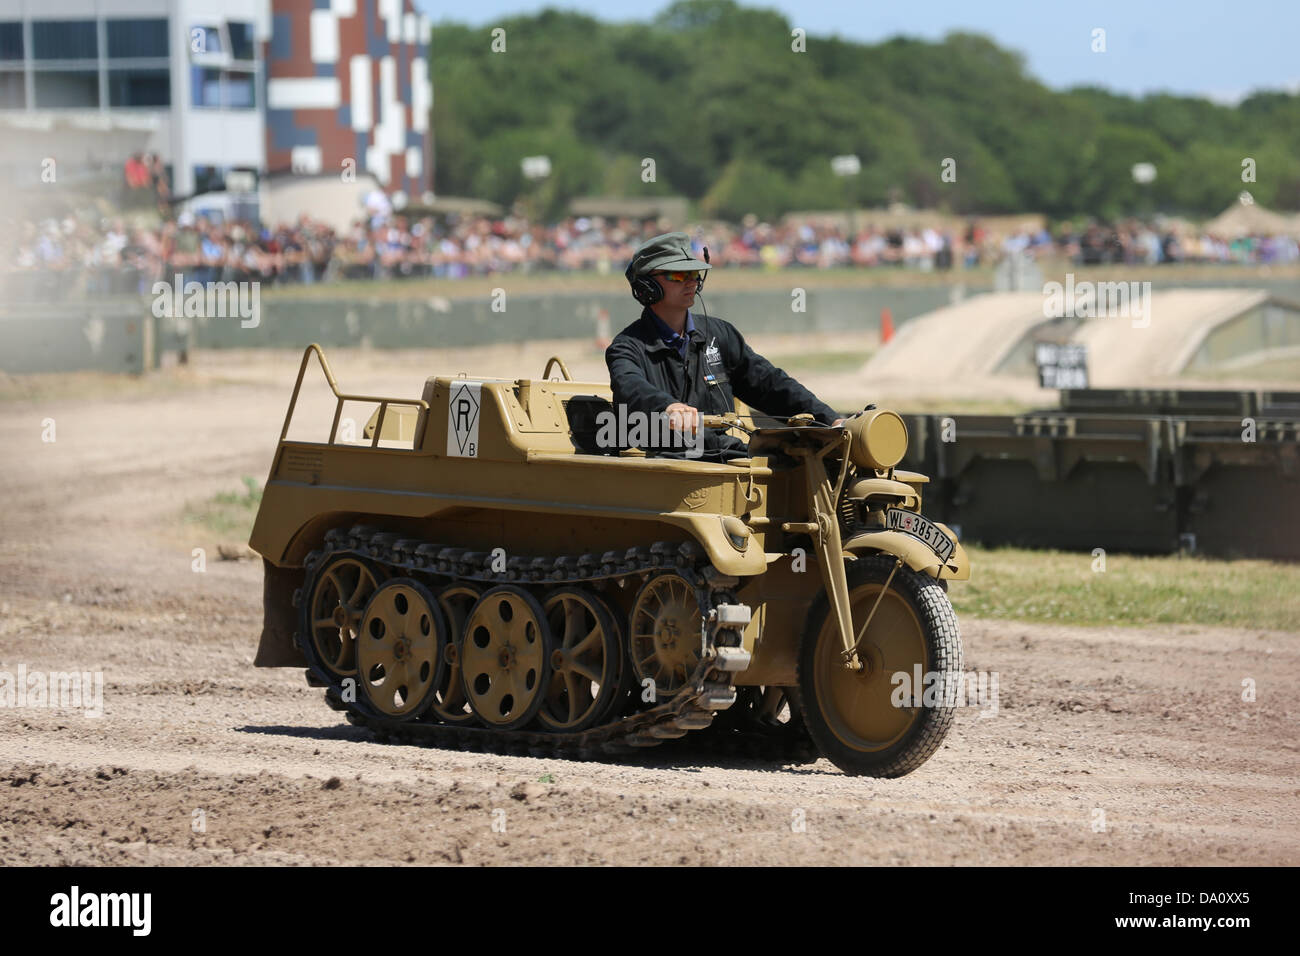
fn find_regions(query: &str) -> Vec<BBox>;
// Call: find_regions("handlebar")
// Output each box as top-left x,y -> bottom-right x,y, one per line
699,412 -> 841,430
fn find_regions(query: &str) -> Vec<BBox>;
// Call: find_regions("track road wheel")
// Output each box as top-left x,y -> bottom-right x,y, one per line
537,588 -> 623,732
302,554 -> 386,680
628,572 -> 702,703
798,555 -> 962,777
356,579 -> 446,720
460,586 -> 553,730
431,583 -> 481,724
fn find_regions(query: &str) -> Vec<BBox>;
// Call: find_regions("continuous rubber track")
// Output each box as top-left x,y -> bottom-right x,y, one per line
300,525 -> 817,763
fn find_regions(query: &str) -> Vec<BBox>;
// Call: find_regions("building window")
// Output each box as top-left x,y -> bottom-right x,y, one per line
32,20 -> 98,60
191,66 -> 256,110
33,70 -> 99,108
225,71 -> 255,109
225,168 -> 259,192
108,19 -> 170,59
227,22 -> 255,61
193,165 -> 225,194
0,70 -> 24,108
108,69 -> 170,107
191,66 -> 221,107
0,22 -> 22,61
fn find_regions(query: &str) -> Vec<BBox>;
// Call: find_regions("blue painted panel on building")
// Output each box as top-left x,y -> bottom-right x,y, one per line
270,14 -> 293,60
267,110 -> 319,151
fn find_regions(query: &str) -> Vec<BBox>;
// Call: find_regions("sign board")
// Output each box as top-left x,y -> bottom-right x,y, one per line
521,155 -> 552,180
830,154 -> 861,177
447,381 -> 481,457
225,170 -> 257,193
1035,343 -> 1089,389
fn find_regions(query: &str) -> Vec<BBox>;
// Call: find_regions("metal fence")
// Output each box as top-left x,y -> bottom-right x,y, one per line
0,300 -> 152,374
903,389 -> 1300,560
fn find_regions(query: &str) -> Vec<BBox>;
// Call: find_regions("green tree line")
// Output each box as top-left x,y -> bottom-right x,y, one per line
431,0 -> 1300,222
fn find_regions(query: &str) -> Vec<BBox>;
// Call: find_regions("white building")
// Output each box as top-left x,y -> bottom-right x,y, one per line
0,0 -> 270,199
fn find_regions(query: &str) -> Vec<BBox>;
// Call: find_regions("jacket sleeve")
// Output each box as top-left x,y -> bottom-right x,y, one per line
606,336 -> 678,416
726,324 -> 840,424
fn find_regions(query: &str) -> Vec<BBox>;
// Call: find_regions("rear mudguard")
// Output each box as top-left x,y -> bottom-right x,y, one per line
842,523 -> 970,580
254,560 -> 307,667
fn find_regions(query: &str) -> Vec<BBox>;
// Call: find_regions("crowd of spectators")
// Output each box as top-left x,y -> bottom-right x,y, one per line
1001,218 -> 1300,267
5,206 -> 1299,300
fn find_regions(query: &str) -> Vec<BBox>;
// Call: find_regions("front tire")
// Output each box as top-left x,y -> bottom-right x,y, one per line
798,555 -> 962,777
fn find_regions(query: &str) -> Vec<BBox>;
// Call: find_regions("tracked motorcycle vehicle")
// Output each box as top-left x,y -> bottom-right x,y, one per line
249,345 -> 970,776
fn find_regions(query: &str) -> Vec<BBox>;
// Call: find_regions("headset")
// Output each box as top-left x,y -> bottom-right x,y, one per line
625,243 -> 710,306
625,251 -> 664,306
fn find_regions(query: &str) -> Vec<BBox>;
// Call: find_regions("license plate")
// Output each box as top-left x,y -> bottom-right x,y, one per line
885,509 -> 955,564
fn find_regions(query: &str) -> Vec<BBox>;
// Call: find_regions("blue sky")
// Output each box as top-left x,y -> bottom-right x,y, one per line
415,0 -> 1300,103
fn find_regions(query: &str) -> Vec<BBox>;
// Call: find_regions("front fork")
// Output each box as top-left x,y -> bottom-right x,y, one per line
783,432 -> 867,672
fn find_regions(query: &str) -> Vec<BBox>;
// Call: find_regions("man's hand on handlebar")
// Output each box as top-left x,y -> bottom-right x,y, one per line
665,403 -> 700,434
674,409 -> 845,431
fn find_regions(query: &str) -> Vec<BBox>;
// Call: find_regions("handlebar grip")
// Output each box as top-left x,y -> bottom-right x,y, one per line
700,414 -> 737,428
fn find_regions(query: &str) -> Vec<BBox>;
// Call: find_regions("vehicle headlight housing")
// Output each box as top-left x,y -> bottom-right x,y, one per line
846,410 -> 908,470
721,515 -> 751,551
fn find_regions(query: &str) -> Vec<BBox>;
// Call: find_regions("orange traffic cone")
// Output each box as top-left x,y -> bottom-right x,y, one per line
880,307 -> 895,345
594,308 -> 611,350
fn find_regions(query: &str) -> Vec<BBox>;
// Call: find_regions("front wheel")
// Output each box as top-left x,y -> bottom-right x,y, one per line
798,555 -> 963,777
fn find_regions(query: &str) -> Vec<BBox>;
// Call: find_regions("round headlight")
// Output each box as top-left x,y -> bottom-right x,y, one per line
846,410 -> 908,470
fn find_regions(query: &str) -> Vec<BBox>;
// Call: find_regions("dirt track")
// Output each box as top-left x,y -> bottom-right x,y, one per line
1,344 -> 1297,866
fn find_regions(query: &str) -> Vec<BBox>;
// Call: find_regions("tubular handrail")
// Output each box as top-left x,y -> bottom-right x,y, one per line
542,356 -> 573,381
279,343 -> 429,448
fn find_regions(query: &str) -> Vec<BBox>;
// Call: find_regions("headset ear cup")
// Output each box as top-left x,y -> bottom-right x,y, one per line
639,276 -> 662,305
630,274 -> 661,306
626,249 -> 664,306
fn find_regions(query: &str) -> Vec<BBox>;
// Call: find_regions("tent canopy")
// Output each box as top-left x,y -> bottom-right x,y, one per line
1203,200 -> 1300,238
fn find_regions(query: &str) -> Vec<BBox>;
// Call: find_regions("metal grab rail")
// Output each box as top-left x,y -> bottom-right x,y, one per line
542,356 -> 573,381
279,343 -> 429,448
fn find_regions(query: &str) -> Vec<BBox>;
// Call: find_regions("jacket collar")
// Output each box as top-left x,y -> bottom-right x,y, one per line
638,307 -> 707,353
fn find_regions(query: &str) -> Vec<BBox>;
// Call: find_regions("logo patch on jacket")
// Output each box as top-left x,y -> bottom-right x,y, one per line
704,337 -> 725,385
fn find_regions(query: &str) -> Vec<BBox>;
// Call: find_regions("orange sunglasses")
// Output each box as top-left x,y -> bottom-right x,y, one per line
653,270 -> 704,284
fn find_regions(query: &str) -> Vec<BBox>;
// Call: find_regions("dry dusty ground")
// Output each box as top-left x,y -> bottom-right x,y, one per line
0,340 -> 1297,866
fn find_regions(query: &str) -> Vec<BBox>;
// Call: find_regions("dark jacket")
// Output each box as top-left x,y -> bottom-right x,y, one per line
605,307 -> 840,456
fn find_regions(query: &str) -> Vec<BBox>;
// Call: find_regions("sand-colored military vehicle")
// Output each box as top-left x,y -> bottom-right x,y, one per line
249,345 -> 970,776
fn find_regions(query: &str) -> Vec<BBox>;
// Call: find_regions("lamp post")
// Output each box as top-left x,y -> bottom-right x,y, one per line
1131,162 -> 1156,219
831,154 -> 861,240
521,155 -> 552,221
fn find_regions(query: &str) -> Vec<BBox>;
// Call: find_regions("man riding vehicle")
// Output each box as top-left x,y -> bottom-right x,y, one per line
605,231 -> 844,458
